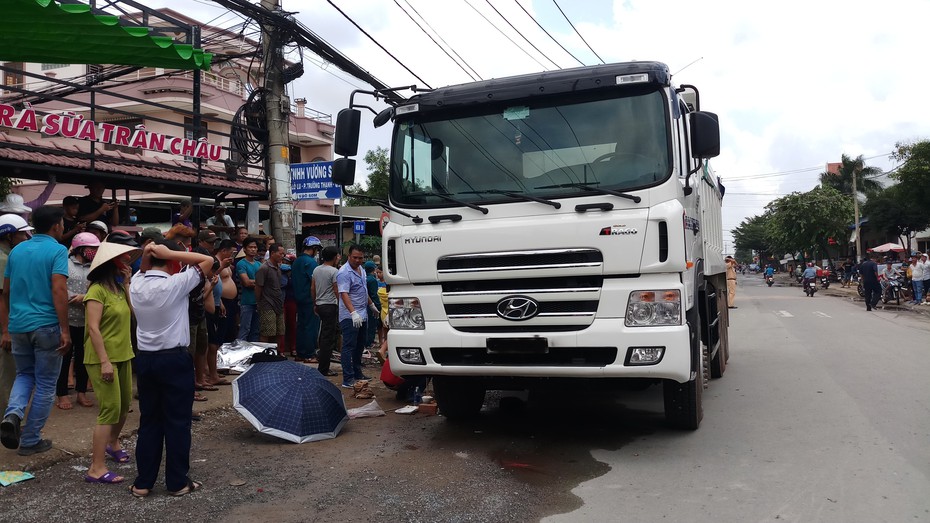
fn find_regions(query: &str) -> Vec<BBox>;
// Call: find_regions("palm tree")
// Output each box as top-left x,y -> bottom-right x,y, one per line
819,154 -> 883,198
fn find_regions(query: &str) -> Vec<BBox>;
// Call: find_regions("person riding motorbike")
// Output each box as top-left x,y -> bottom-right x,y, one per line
878,259 -> 901,294
764,265 -> 775,277
802,262 -> 817,292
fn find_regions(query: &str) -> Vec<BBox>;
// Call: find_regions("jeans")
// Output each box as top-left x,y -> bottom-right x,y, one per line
295,303 -> 320,359
913,280 -> 924,303
133,348 -> 195,492
237,304 -> 260,342
5,324 -> 63,448
316,305 -> 338,374
339,318 -> 368,384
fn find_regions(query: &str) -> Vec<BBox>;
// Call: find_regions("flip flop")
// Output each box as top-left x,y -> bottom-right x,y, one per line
56,399 -> 73,410
169,479 -> 203,497
129,485 -> 150,498
211,379 -> 230,386
193,394 -> 208,402
85,470 -> 124,484
200,385 -> 219,391
105,445 -> 131,463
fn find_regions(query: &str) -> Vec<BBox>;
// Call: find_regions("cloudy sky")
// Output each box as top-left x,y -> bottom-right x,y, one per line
156,0 -> 928,249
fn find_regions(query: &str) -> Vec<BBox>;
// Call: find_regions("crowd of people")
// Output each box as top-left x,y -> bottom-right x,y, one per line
0,190 -> 388,497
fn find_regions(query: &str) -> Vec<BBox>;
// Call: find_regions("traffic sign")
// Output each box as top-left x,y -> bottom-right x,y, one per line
353,221 -> 366,234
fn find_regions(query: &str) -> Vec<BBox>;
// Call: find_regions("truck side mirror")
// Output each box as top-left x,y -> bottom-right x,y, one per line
373,106 -> 393,129
689,111 -> 720,159
332,157 -> 357,186
334,108 -> 361,157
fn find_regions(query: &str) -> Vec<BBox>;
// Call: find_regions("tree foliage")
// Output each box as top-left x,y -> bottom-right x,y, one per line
764,185 -> 853,268
861,184 -> 929,252
818,153 -> 883,198
0,177 -> 16,199
890,139 -> 930,203
731,214 -> 774,262
343,147 -> 389,207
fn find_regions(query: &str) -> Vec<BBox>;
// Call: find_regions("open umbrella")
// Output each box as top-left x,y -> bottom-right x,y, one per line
868,243 -> 906,253
233,361 -> 348,443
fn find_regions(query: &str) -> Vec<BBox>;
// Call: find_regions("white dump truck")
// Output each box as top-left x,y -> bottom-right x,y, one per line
333,61 -> 729,429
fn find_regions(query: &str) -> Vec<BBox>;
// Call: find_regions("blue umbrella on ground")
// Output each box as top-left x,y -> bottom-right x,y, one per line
233,361 -> 348,443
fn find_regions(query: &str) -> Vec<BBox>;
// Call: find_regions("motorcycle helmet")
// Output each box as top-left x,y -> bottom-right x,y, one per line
71,232 -> 101,252
0,213 -> 35,234
302,236 -> 322,248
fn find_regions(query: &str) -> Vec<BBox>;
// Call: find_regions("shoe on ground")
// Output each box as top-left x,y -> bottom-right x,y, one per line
17,438 -> 52,456
0,414 -> 21,449
341,381 -> 356,389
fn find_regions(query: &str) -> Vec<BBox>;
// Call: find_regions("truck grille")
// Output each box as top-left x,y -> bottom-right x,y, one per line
431,347 -> 618,366
437,249 -> 604,333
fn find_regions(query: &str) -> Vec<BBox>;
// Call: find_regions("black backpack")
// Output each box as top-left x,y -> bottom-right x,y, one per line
249,348 -> 286,364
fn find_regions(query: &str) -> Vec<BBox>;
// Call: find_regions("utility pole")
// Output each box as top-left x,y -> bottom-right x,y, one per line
261,0 -> 295,251
852,168 -> 861,263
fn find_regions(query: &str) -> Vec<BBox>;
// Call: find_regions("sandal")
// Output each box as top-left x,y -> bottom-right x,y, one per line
85,470 -> 124,484
193,393 -> 208,402
129,485 -> 150,498
169,479 -> 203,497
105,445 -> 131,463
56,397 -> 73,410
199,385 -> 219,391
210,379 -> 231,386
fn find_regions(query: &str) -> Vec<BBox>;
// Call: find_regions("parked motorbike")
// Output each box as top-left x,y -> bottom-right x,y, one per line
804,278 -> 817,297
820,276 -> 830,289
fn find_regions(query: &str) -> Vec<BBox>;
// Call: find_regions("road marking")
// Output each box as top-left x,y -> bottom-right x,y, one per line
813,311 -> 832,318
775,310 -> 794,317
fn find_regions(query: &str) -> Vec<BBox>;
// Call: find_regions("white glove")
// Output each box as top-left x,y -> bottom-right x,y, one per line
369,303 -> 379,316
351,310 -> 363,328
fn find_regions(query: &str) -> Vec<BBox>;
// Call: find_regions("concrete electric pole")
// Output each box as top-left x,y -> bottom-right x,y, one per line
261,0 -> 295,251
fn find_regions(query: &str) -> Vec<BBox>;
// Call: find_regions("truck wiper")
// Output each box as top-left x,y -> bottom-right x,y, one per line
534,182 -> 642,203
429,192 -> 489,214
463,190 -> 561,209
342,189 -> 423,223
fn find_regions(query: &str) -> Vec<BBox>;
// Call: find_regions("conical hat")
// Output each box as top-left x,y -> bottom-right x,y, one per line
88,242 -> 142,279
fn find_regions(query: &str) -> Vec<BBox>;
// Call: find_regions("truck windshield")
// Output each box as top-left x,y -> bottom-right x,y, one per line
390,89 -> 671,207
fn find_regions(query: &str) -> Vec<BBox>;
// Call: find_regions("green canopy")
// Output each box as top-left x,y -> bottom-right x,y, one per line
0,0 -> 212,71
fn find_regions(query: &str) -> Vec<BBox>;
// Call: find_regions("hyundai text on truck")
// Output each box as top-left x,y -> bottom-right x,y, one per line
333,61 -> 730,429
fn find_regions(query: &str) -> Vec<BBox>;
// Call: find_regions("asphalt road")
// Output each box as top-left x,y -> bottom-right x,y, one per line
544,273 -> 930,522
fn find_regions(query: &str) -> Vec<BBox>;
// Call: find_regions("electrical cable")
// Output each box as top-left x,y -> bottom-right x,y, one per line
514,0 -> 586,67
463,0 -> 551,71
400,0 -> 483,80
323,0 -> 432,88
552,0 -> 605,64
392,0 -> 478,81
483,0 -> 561,70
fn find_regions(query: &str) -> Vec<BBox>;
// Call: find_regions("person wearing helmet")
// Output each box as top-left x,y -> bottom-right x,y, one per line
0,214 -> 36,416
290,236 -> 322,362
87,221 -> 109,242
55,232 -> 101,411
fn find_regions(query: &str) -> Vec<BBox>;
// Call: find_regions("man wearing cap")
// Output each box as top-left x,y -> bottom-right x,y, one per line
0,206 -> 71,456
77,181 -> 119,228
205,204 -> 235,240
0,214 -> 35,416
129,238 -> 215,497
291,236 -> 322,362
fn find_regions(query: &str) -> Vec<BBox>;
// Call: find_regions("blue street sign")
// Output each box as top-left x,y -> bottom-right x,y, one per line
290,161 -> 342,200
353,221 -> 366,235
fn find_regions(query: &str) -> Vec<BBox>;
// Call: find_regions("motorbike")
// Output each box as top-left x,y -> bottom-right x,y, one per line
803,278 -> 817,297
766,275 -> 774,287
881,276 -> 906,306
820,275 -> 830,289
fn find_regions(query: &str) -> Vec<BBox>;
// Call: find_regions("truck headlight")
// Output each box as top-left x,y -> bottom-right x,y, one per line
625,290 -> 681,327
389,298 -> 425,330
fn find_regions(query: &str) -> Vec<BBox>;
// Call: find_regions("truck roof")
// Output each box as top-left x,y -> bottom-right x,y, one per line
405,61 -> 671,112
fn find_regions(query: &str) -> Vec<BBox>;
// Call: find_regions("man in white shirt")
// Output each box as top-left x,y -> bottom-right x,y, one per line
204,204 -> 235,240
128,239 -> 214,498
919,253 -> 930,305
909,255 -> 924,305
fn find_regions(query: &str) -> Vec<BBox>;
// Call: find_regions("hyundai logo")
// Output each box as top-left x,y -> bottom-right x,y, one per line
496,296 -> 540,321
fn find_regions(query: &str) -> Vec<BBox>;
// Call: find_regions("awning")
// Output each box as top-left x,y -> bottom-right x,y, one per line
0,0 -> 211,71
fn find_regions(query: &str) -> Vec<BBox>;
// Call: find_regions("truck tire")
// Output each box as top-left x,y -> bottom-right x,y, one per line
434,377 -> 486,420
710,283 -> 728,379
663,310 -> 704,430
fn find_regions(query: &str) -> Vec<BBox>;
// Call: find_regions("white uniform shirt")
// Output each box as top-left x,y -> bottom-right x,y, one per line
919,259 -> 930,281
130,266 -> 204,351
911,261 -> 925,282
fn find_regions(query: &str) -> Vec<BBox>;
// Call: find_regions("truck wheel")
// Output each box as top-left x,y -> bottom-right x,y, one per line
663,315 -> 704,430
710,283 -> 728,379
434,377 -> 486,420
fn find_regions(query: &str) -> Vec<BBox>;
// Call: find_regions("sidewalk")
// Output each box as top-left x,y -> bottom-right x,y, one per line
781,274 -> 930,316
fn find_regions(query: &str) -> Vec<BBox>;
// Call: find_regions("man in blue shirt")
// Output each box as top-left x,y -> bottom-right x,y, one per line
337,244 -> 377,388
0,206 -> 71,456
764,265 -> 775,277
236,237 -> 262,341
290,236 -> 322,362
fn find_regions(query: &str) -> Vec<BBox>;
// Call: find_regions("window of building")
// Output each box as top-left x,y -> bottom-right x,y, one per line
41,63 -> 69,71
289,145 -> 302,164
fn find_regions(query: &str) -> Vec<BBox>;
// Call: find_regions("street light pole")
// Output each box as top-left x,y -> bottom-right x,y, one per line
853,167 -> 862,263
261,0 -> 295,251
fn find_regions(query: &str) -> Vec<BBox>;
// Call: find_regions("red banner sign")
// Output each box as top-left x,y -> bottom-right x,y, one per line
0,102 -> 222,161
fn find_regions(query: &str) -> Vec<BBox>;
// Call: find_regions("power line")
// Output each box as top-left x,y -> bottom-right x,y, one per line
723,152 -> 894,182
483,0 -> 561,70
324,0 -> 432,88
552,0 -> 604,64
392,0 -> 479,81
463,0 -> 552,71
514,0 -> 585,67
401,0 -> 483,80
